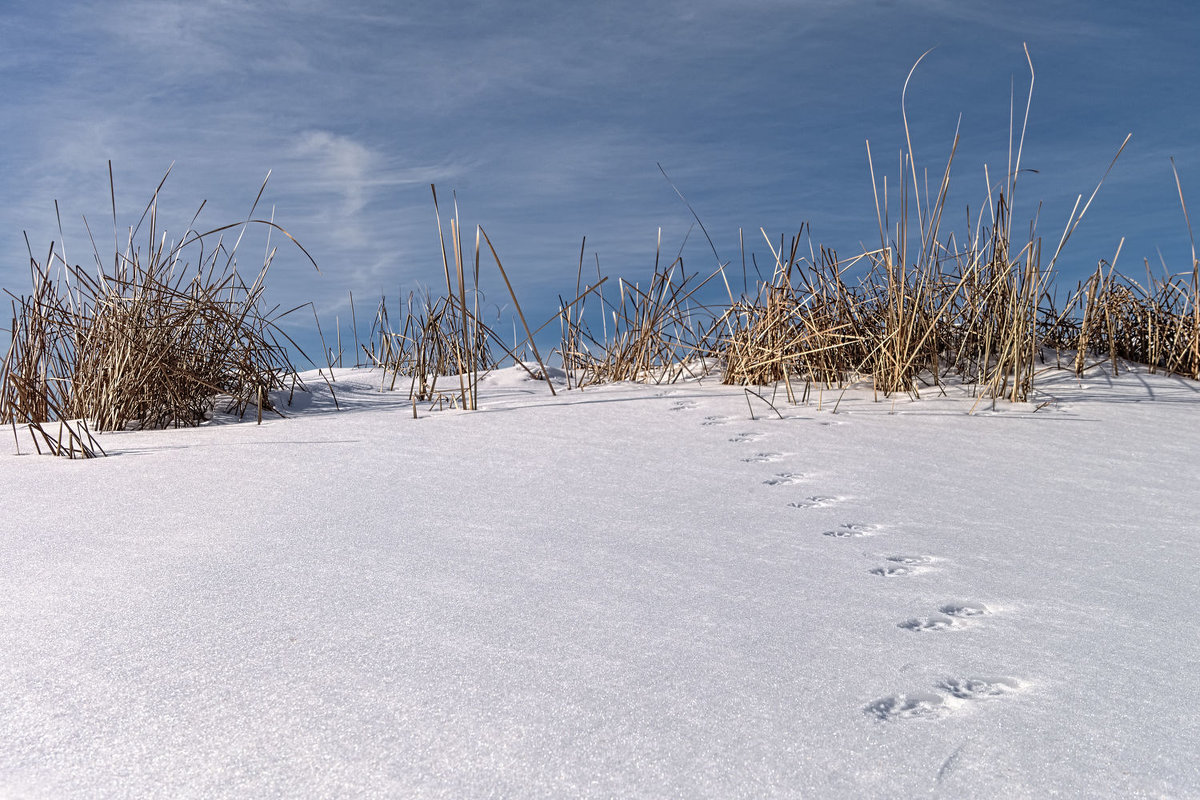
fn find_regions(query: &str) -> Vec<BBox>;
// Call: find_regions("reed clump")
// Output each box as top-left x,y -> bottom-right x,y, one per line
711,194 -> 1054,404
1,171 -> 314,431
364,291 -> 498,402
358,186 -> 556,406
710,48 -> 1130,406
714,241 -> 871,390
556,234 -> 724,389
365,58 -> 1191,408
1072,262 -> 1200,380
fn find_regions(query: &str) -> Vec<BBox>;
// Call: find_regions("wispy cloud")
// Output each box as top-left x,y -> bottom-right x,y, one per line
291,132 -> 377,217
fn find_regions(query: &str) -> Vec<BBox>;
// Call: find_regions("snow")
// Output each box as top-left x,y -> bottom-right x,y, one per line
2,363 -> 1199,798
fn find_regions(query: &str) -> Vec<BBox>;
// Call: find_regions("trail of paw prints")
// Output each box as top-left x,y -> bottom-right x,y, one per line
701,415 -> 731,426
788,495 -> 849,509
669,400 -> 698,412
847,518 -> 1017,724
866,677 -> 1023,722
898,602 -> 992,632
822,522 -> 881,538
869,555 -> 938,577
729,431 -> 765,443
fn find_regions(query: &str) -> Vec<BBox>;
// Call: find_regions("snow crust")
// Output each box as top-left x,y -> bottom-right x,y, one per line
2,364 -> 1198,798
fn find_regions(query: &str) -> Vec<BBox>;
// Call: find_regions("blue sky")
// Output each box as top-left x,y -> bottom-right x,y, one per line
1,1 -> 1197,362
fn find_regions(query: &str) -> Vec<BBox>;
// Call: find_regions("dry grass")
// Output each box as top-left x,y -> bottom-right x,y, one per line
555,230 -> 726,388
359,187 -> 555,406
706,49 -> 1144,408
1,168 -> 315,433
7,56 -> 1198,445
363,290 -> 495,403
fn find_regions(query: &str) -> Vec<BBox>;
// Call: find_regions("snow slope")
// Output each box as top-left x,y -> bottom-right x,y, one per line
2,364 -> 1198,798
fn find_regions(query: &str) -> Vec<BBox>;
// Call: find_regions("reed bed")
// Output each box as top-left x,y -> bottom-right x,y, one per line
6,57 -> 1199,445
365,152 -> 1196,406
1071,261 -> 1200,380
363,291 -> 497,403
705,50 -> 1149,406
543,101 -> 1193,398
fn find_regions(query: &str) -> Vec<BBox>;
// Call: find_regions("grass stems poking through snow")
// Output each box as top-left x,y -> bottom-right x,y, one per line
204,50 -> 1200,414
363,290 -> 496,404
1071,257 -> 1200,380
9,55 -> 1197,436
0,167 -> 316,432
708,49 -> 1151,406
359,188 -> 556,404
555,229 -> 725,388
360,129 -> 1199,405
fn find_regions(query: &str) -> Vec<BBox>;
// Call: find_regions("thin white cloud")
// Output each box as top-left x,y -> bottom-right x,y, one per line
291,131 -> 375,216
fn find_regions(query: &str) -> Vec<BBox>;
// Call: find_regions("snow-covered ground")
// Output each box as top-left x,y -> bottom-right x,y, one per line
2,363 -> 1198,798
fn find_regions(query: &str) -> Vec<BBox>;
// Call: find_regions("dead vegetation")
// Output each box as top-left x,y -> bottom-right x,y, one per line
6,54 -> 1200,456
358,187 -> 555,408
1,167 -> 316,437
364,129 -> 1194,410
554,48 -> 1199,409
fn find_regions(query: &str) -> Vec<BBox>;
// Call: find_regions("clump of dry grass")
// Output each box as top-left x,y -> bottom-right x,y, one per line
556,231 -> 725,389
1072,261 -> 1200,380
360,186 -> 556,406
364,290 -> 497,402
712,236 -> 871,395
1069,163 -> 1200,380
359,51 -> 1184,411
710,47 -> 1136,408
1,167 -> 315,434
337,50 -> 1188,411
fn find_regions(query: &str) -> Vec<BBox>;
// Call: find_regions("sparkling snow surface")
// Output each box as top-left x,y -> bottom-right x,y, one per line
2,365 -> 1198,798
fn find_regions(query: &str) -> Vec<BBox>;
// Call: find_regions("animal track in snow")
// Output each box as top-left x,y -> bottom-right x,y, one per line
936,676 -> 1021,700
762,472 -> 807,486
701,415 -> 731,426
870,564 -> 916,577
938,602 -> 991,618
740,452 -> 785,463
669,401 -> 698,411
865,691 -> 947,721
898,614 -> 960,632
822,522 -> 880,538
899,604 -> 990,631
868,678 -> 1021,722
870,555 -> 936,577
885,554 -> 934,566
788,495 -> 847,509
729,432 -> 764,443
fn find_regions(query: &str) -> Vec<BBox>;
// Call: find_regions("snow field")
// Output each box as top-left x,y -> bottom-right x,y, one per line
2,364 -> 1198,797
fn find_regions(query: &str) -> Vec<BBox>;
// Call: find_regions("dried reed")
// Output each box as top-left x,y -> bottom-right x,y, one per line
1,168 -> 315,433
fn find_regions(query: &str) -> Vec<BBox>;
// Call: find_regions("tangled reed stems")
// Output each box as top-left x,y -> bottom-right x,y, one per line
1,168 -> 315,432
8,54 -> 1200,440
555,230 -> 726,389
364,291 -> 497,402
360,186 -> 556,406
